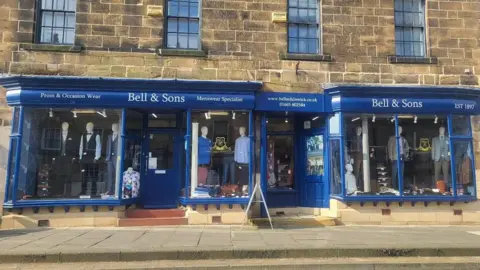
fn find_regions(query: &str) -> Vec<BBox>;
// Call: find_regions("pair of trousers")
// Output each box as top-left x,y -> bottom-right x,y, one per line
391,161 -> 404,190
354,153 -> 363,187
198,167 -> 208,185
434,159 -> 450,183
106,160 -> 117,195
81,162 -> 99,196
222,156 -> 236,185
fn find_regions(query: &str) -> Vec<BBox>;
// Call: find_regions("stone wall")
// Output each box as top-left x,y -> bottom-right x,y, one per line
0,0 -> 477,93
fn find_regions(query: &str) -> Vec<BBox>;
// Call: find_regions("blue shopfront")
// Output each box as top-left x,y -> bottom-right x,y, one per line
1,76 -> 479,221
1,76 -> 260,211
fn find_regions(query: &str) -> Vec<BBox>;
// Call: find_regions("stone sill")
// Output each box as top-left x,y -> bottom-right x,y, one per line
20,43 -> 83,53
158,49 -> 207,57
280,53 -> 333,62
388,56 -> 438,64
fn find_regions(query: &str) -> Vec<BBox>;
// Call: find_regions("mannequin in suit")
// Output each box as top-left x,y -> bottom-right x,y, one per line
79,122 -> 101,196
432,126 -> 450,184
351,126 -> 363,186
55,122 -> 78,197
105,123 -> 120,196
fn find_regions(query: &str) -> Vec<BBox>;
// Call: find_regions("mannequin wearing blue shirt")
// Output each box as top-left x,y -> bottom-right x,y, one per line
235,126 -> 250,195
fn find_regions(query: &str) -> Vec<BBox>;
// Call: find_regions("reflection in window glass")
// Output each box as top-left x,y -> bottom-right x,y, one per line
453,141 -> 475,196
329,113 -> 340,134
148,134 -> 174,170
306,135 -> 324,176
267,136 -> 294,190
451,115 -> 471,136
190,111 -> 251,199
148,113 -> 177,128
329,139 -> 341,195
397,115 -> 452,196
126,109 -> 143,135
11,107 -> 20,133
344,115 -> 398,196
16,108 -> 122,200
123,138 -> 142,199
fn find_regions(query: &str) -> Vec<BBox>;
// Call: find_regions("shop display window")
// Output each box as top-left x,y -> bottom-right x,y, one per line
189,110 -> 251,199
338,114 -> 475,199
329,139 -> 342,195
16,108 -> 122,200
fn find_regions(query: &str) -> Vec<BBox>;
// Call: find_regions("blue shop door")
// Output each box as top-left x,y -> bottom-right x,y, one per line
302,131 -> 326,207
141,131 -> 182,208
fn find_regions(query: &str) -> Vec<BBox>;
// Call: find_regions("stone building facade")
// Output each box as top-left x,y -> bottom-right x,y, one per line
0,0 -> 479,228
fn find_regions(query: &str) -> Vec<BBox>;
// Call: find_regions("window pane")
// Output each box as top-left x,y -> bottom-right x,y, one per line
404,13 -> 413,25
394,0 -> 403,11
396,42 -> 404,55
413,28 -> 423,41
451,115 -> 471,136
404,42 -> 413,56
413,12 -> 423,26
403,28 -> 412,41
330,139 -> 342,195
66,0 -> 76,11
190,111 -> 251,198
267,116 -> 294,132
413,42 -> 424,56
395,12 -> 403,25
267,136 -> 295,190
288,38 -> 298,52
308,9 -> 317,22
54,13 -> 65,27
404,0 -> 413,11
178,34 -> 188,48
11,107 -> 20,134
123,138 -> 141,199
178,18 -> 188,33
396,115 -> 453,196
53,0 -> 65,10
395,28 -> 403,41
299,0 -> 308,8
167,33 -> 177,48
289,8 -> 298,21
179,1 -> 189,16
308,25 -> 317,38
42,0 -> 53,9
65,13 -> 75,28
167,18 -> 177,32
41,27 -> 53,43
64,28 -> 75,44
17,108 -> 123,200
308,0 -> 317,8
189,3 -> 199,17
7,138 -> 18,202
412,0 -> 422,12
52,28 -> 64,43
299,25 -> 307,37
453,141 -> 475,196
168,1 -> 178,16
299,38 -> 308,53
188,34 -> 198,49
306,135 -> 324,176
149,134 -> 175,170
288,24 -> 298,37
298,9 -> 308,21
289,0 -> 298,7
189,20 -> 199,33
42,12 -> 54,27
308,39 -> 317,53
344,114 -> 399,196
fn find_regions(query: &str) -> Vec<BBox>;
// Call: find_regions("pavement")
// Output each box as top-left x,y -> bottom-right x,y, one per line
1,225 -> 480,264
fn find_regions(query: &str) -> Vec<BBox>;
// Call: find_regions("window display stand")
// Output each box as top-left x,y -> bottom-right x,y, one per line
240,181 -> 273,230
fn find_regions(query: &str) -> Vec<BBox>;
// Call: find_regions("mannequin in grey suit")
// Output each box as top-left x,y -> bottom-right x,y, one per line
388,126 -> 409,189
432,126 -> 450,183
105,123 -> 120,195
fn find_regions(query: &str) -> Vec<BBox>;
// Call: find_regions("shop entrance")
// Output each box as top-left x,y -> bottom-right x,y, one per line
141,130 -> 183,208
301,129 -> 326,207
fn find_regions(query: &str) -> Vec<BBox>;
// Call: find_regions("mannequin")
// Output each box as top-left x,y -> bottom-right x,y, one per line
235,126 -> 250,195
345,163 -> 357,195
105,123 -> 120,196
198,126 -> 211,185
432,127 -> 450,184
55,122 -> 78,197
79,122 -> 101,196
387,126 -> 409,189
123,166 -> 140,199
352,126 -> 363,187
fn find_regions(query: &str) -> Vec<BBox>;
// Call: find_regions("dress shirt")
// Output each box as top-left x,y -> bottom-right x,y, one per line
62,131 -> 68,142
234,136 -> 250,164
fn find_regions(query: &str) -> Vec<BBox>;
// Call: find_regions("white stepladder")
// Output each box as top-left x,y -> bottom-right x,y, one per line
240,181 -> 273,230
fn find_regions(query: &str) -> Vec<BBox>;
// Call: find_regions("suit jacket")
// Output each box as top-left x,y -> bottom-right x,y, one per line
58,132 -> 78,157
106,134 -> 119,161
388,136 -> 409,161
432,136 -> 449,161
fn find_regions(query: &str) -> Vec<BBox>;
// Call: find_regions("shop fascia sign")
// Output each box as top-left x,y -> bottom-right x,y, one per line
127,93 -> 244,103
371,98 -> 475,110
